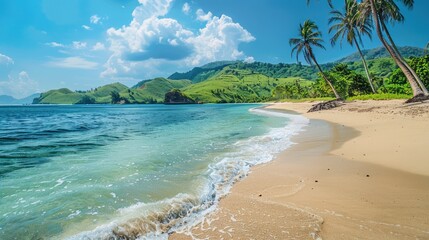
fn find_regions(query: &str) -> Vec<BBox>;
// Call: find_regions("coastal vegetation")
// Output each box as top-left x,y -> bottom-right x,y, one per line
308,0 -> 429,101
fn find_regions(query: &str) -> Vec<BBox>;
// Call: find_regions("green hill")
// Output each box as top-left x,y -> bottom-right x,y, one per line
168,61 -> 238,83
35,88 -> 84,104
34,83 -> 129,104
34,79 -> 192,104
337,46 -> 425,63
88,83 -> 129,103
128,78 -> 192,103
182,67 -> 312,103
167,46 -> 424,84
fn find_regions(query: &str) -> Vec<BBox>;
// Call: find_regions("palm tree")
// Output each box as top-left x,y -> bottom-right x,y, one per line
290,20 -> 341,99
359,0 -> 428,97
308,0 -> 428,97
329,0 -> 376,93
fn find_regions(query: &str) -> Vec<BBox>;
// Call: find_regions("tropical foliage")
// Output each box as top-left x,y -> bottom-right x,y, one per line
379,55 -> 429,94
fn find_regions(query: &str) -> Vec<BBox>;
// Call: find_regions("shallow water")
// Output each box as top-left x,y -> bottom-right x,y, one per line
0,104 -> 308,239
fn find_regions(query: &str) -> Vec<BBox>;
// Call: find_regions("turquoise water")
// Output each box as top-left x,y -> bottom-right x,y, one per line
0,104 -> 308,239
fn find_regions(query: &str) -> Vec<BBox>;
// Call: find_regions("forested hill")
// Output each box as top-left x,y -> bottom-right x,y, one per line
168,46 -> 425,83
337,46 -> 425,63
168,61 -> 239,83
33,79 -> 191,104
169,61 -> 321,82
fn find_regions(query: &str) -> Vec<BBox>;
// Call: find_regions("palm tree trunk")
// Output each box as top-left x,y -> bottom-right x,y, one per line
310,54 -> 341,99
380,20 -> 429,95
368,0 -> 423,97
353,36 -> 376,93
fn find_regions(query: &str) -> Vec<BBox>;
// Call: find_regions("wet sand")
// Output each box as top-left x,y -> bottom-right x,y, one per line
170,100 -> 429,239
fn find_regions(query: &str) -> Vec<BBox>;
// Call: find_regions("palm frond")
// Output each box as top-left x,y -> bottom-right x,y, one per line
289,19 -> 325,65
329,0 -> 364,47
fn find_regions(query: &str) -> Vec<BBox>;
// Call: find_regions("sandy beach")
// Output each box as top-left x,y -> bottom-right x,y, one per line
171,100 -> 429,239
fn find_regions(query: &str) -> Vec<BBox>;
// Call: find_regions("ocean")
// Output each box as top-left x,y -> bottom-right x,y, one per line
0,104 -> 308,239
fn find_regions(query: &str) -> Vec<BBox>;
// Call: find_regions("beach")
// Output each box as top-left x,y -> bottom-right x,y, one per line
171,100 -> 429,239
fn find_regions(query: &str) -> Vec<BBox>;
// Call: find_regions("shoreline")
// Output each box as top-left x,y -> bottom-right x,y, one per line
171,100 -> 429,239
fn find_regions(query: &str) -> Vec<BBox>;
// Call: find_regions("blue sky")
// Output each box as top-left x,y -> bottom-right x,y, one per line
0,0 -> 428,98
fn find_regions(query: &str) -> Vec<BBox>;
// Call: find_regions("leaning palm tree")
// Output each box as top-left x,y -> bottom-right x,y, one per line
362,0 -> 428,96
359,0 -> 428,98
329,0 -> 376,93
290,20 -> 341,99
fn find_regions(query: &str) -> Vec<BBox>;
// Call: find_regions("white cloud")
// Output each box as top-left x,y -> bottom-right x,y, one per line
46,42 -> 65,48
133,0 -> 173,22
196,9 -> 213,22
48,57 -> 98,70
244,56 -> 255,63
182,2 -> 190,14
101,2 -> 254,79
186,14 -> 255,66
107,16 -> 193,54
0,53 -> 14,65
0,71 -> 40,99
46,41 -> 90,51
90,15 -> 101,24
72,41 -> 87,49
82,25 -> 92,30
18,71 -> 29,80
92,42 -> 106,51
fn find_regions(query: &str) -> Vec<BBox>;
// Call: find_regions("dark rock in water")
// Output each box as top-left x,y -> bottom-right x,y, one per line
405,94 -> 429,104
164,89 -> 196,104
308,99 -> 344,112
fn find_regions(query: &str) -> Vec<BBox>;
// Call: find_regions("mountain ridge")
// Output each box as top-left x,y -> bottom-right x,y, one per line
337,46 -> 425,63
0,93 -> 40,104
